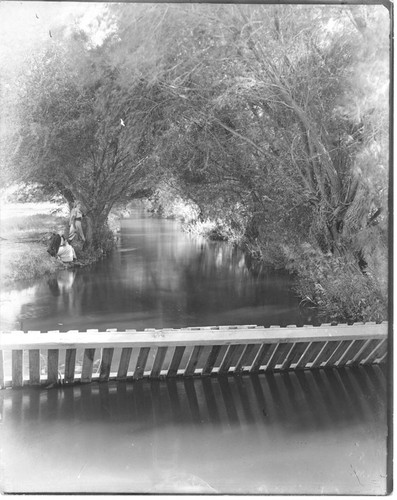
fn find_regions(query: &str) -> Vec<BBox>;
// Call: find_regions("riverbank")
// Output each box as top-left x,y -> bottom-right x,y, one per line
1,199 -> 388,324
0,202 -> 67,285
0,202 -> 122,286
143,194 -> 388,324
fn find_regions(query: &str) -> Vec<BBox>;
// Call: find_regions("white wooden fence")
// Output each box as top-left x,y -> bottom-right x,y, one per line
0,322 -> 388,388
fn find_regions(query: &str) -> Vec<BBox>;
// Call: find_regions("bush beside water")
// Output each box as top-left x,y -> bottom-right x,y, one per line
283,244 -> 388,323
1,198 -> 388,324
143,193 -> 388,324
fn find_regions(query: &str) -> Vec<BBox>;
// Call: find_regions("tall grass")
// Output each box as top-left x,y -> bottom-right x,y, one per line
0,243 -> 65,284
0,209 -> 69,284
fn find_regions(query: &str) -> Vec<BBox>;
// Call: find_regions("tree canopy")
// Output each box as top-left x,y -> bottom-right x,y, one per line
1,3 -> 390,282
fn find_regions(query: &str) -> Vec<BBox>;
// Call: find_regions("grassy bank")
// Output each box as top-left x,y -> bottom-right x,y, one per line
0,202 -> 122,286
0,202 -> 69,285
283,243 -> 388,323
0,201 -> 125,286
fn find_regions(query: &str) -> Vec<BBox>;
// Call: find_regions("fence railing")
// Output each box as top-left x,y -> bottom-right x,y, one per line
0,322 -> 388,389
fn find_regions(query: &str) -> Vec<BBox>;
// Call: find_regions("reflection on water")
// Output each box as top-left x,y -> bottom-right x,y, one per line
1,209 -> 388,495
0,366 -> 387,494
0,208 -> 311,332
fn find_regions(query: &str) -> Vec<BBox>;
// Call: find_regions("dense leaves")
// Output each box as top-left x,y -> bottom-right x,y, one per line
7,30 -> 155,246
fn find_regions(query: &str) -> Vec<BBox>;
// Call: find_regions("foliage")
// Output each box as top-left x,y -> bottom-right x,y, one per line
4,30 -> 155,248
107,4 -> 389,270
144,184 -> 201,222
284,243 -> 387,322
114,3 -> 389,322
2,183 -> 64,204
1,4 -> 390,321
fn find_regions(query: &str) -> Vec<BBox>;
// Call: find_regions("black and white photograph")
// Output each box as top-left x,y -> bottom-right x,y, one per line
0,0 -> 391,495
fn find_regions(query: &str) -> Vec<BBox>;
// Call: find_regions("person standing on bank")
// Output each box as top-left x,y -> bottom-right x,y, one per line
68,201 -> 86,243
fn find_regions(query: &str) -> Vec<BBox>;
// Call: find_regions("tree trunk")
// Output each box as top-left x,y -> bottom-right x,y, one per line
83,209 -> 112,250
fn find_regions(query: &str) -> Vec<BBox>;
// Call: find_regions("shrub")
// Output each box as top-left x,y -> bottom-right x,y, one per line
283,243 -> 388,323
144,189 -> 201,223
93,223 -> 116,254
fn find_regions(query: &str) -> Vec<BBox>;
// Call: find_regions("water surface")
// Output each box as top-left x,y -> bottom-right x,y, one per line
0,208 -> 388,495
1,209 -> 311,332
0,366 -> 388,494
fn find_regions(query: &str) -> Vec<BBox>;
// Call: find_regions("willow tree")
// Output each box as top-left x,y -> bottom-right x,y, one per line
97,3 -> 389,322
107,3 -> 389,270
5,1 -> 389,277
5,28 -> 154,247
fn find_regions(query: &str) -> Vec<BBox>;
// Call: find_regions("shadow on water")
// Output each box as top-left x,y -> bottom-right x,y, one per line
0,365 -> 388,494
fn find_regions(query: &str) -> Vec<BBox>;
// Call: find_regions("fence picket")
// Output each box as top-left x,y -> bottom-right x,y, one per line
280,342 -> 306,370
47,349 -> 59,385
65,349 -> 77,383
362,339 -> 387,364
250,343 -> 278,372
202,345 -> 222,376
234,344 -> 258,373
29,349 -> 41,385
99,348 -> 114,381
306,342 -> 326,364
372,339 -> 388,363
133,347 -> 150,380
347,339 -> 374,366
117,348 -> 133,380
185,346 -> 204,377
311,341 -> 340,368
294,342 -> 323,369
151,346 -> 168,378
12,350 -> 23,388
266,342 -> 291,371
81,348 -> 96,383
325,340 -> 353,366
336,339 -> 367,366
218,344 -> 239,374
168,346 -> 186,377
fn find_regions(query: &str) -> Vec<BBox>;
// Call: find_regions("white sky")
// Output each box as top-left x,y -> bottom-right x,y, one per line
0,1 -> 109,74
